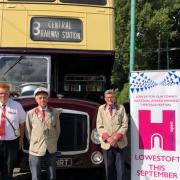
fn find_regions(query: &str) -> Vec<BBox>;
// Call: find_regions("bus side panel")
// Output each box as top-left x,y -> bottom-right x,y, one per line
0,4 -> 2,46
109,8 -> 115,50
1,4 -> 114,51
86,10 -> 114,50
1,5 -> 27,47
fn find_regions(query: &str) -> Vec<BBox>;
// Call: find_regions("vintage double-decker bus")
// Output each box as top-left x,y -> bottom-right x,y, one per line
0,0 -> 115,178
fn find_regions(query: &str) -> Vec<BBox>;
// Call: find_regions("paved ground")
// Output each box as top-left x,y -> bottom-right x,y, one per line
13,168 -> 106,180
13,170 -> 130,180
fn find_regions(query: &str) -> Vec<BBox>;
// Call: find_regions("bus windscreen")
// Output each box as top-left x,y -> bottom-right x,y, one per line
0,55 -> 49,96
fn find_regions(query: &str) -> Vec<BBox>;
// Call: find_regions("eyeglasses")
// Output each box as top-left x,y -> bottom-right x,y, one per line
105,95 -> 115,99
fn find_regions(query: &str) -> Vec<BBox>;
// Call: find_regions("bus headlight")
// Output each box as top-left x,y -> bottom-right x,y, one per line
91,128 -> 100,144
91,151 -> 103,165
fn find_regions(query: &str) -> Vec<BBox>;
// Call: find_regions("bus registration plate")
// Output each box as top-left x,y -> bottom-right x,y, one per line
56,158 -> 72,167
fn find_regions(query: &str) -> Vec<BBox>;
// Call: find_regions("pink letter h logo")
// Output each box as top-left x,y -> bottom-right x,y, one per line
139,110 -> 176,151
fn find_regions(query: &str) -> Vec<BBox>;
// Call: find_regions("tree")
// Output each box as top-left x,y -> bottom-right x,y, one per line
112,0 -> 130,91
113,0 -> 180,103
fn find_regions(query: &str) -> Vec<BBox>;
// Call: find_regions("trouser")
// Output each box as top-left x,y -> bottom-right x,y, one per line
29,151 -> 56,180
103,147 -> 124,180
0,138 -> 19,180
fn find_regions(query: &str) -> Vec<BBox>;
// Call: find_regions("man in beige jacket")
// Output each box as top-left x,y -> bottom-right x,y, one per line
26,87 -> 60,180
96,89 -> 128,180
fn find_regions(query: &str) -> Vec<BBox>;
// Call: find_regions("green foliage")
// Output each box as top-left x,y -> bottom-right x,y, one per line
113,0 -> 180,92
112,0 -> 130,90
117,83 -> 129,104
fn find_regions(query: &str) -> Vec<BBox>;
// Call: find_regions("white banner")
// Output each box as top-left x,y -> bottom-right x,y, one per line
130,70 -> 180,180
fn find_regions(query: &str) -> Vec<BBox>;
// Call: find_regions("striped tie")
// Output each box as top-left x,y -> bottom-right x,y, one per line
108,105 -> 112,116
41,110 -> 45,122
0,104 -> 6,136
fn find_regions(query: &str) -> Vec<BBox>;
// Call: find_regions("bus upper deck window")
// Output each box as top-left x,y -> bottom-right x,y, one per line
60,0 -> 107,5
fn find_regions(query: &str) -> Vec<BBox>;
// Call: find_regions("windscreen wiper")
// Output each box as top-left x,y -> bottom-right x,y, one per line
3,56 -> 24,76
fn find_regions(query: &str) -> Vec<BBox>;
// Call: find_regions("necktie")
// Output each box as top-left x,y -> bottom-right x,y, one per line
0,105 -> 6,136
41,110 -> 45,122
108,105 -> 112,116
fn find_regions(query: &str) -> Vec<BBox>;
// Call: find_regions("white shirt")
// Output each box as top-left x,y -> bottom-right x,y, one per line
0,98 -> 26,140
105,104 -> 116,114
38,106 -> 47,112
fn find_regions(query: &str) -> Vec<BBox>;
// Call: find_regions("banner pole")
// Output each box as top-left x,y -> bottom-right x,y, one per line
130,0 -> 136,72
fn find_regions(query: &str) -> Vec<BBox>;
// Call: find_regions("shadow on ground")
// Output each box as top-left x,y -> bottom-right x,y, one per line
13,168 -> 106,180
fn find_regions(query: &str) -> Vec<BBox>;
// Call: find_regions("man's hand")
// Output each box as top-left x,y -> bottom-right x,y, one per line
113,133 -> 123,141
102,132 -> 110,141
107,137 -> 117,147
19,137 -> 23,150
19,123 -> 25,150
107,133 -> 123,147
